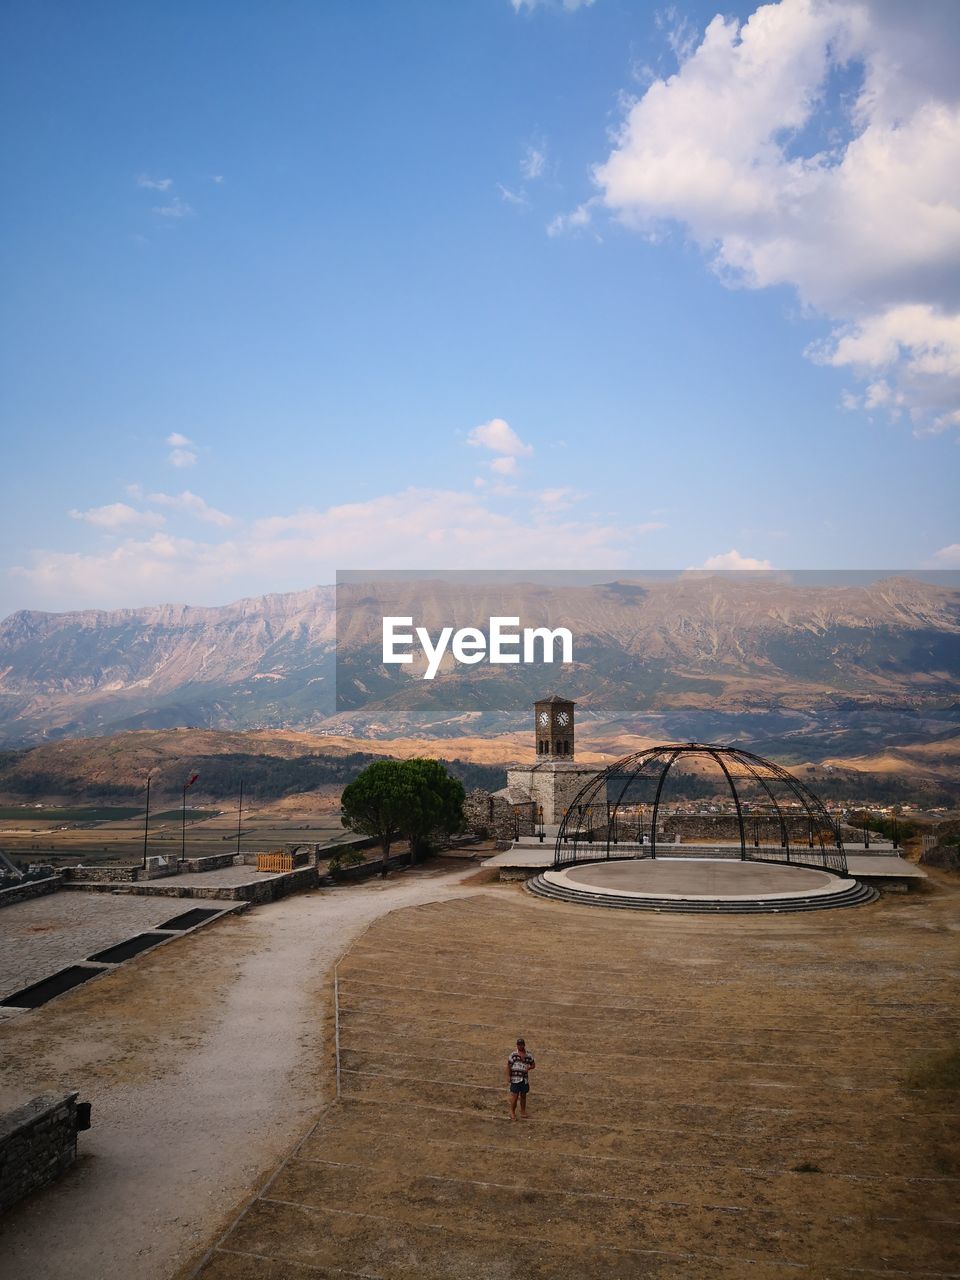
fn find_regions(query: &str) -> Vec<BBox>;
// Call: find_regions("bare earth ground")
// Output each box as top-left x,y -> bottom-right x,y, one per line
0,862 -> 491,1280
193,873 -> 960,1280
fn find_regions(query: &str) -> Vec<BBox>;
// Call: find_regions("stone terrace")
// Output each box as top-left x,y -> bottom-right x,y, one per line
0,892 -> 204,1002
193,887 -> 960,1279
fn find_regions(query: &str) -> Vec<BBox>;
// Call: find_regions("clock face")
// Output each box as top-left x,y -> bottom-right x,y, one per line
557,710 -> 570,727
538,710 -> 550,727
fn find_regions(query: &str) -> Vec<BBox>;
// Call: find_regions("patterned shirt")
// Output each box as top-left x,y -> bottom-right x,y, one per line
508,1049 -> 535,1084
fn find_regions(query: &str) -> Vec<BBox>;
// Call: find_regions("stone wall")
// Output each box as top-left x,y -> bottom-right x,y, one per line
97,864 -> 322,903
179,853 -> 237,874
0,875 -> 62,910
463,790 -> 517,842
506,763 -> 601,825
0,1093 -> 80,1214
62,864 -> 139,883
920,841 -> 960,871
660,814 -> 837,842
141,856 -> 179,880
61,859 -> 179,884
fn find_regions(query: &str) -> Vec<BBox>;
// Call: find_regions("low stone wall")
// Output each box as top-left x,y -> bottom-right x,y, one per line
660,814 -> 836,841
325,850 -> 412,884
179,853 -> 237,874
61,860 -> 178,884
920,842 -> 960,872
198,864 -> 320,903
0,1093 -> 79,1214
71,865 -> 321,903
0,875 -> 62,909
62,864 -> 138,883
141,857 -> 179,880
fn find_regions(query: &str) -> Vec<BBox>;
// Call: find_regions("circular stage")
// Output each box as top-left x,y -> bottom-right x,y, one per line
527,857 -> 878,914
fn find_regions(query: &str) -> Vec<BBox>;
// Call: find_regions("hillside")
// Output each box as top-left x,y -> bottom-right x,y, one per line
0,726 -> 957,809
0,729 -> 512,805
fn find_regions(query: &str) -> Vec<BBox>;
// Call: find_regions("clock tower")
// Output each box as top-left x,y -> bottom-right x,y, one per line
535,693 -> 575,760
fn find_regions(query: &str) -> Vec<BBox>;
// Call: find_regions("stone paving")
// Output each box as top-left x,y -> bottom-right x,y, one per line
0,893 -> 208,999
139,867 -> 282,888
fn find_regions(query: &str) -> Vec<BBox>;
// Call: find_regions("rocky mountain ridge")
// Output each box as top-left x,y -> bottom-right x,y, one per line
1,577 -> 957,763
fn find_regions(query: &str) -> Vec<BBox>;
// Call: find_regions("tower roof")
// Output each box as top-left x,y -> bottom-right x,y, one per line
535,693 -> 575,705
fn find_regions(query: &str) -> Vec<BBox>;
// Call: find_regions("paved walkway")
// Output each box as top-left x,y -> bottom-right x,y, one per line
0,862 -> 490,1280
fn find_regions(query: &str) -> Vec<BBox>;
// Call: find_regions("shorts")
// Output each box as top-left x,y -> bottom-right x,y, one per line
509,1081 -> 529,1095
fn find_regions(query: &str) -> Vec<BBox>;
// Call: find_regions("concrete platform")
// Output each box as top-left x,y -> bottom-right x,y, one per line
845,854 -> 927,879
528,857 -> 879,914
63,863 -> 319,903
560,858 -> 839,900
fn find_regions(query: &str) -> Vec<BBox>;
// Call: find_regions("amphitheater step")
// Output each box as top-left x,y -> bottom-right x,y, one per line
525,874 -> 879,913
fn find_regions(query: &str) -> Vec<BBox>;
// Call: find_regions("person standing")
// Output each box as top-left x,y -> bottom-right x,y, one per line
506,1037 -> 535,1120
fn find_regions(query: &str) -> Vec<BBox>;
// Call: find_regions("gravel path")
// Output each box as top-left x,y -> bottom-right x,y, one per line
0,862 -> 490,1280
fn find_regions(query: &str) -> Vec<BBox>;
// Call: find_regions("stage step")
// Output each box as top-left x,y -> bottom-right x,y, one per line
525,874 -> 879,914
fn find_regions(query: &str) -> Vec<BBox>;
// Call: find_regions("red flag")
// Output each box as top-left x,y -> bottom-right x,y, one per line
185,773 -> 199,789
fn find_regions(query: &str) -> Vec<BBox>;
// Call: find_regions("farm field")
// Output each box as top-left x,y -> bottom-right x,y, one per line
0,798 -> 347,868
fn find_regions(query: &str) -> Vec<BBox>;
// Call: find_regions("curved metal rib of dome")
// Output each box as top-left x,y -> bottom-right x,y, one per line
554,744 -> 846,876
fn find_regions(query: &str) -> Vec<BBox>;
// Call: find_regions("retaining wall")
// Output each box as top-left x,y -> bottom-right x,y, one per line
66,864 -> 320,902
0,1093 -> 79,1214
0,875 -> 62,910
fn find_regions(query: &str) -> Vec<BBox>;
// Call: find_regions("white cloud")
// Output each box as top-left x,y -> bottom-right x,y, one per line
497,183 -> 529,208
166,432 -> 198,468
69,503 -> 165,530
697,550 -> 774,571
468,417 -> 533,479
136,174 -> 173,191
573,0 -> 960,436
211,174 -> 225,184
932,542 -> 960,566
490,456 -> 518,476
547,200 -> 595,237
147,490 -> 233,527
654,5 -> 698,64
153,196 -> 194,219
536,486 -> 577,510
512,0 -> 595,11
521,145 -> 546,180
12,486 -> 662,611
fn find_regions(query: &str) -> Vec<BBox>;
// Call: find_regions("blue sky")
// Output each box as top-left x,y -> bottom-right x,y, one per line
1,0 -> 958,616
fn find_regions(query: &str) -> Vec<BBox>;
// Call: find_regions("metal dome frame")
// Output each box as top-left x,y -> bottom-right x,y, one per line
554,743 -> 847,876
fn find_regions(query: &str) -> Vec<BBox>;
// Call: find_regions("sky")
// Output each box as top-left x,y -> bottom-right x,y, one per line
1,0 -> 958,617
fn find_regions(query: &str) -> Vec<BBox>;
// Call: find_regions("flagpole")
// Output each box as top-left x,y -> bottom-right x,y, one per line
181,783 -> 187,864
236,780 -> 243,857
142,775 -> 151,870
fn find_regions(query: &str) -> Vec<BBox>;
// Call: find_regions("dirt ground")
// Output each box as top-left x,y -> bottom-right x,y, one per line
192,871 -> 960,1280
0,860 -> 491,1280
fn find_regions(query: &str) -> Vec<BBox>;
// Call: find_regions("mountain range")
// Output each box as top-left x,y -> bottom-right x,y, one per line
1,576 -> 959,777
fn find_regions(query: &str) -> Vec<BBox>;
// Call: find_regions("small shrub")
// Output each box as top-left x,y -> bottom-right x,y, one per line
791,1161 -> 822,1174
328,849 -> 365,875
